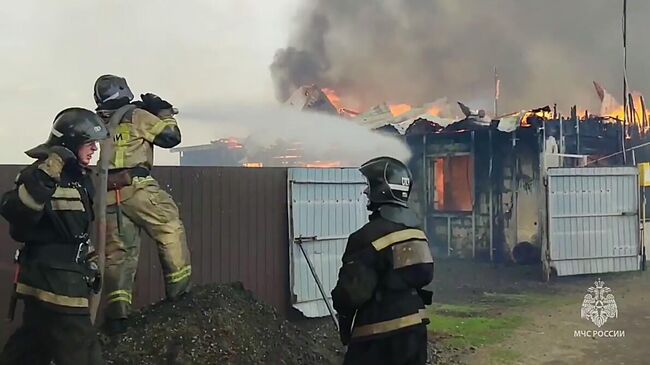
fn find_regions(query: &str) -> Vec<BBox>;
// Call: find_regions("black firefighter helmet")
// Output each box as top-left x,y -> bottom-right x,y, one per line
359,156 -> 412,208
93,74 -> 134,109
25,107 -> 109,159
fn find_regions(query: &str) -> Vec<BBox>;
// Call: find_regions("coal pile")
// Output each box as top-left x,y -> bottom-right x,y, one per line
101,282 -> 343,365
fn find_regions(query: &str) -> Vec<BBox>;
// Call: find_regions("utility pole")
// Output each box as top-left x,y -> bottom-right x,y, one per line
622,0 -> 628,164
494,66 -> 499,117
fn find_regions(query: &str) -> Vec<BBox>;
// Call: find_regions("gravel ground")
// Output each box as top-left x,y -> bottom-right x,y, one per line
101,282 -> 343,365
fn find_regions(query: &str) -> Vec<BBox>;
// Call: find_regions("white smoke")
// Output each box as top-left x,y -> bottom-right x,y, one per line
181,104 -> 412,166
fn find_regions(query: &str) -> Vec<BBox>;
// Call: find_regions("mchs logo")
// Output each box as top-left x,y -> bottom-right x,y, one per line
581,279 -> 618,327
574,279 -> 625,338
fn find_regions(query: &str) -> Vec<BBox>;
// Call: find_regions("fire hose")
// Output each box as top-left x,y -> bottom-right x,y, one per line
89,103 -> 136,324
6,248 -> 21,322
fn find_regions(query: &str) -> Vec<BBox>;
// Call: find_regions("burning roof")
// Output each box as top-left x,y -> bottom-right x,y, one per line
295,82 -> 650,140
284,85 -> 339,115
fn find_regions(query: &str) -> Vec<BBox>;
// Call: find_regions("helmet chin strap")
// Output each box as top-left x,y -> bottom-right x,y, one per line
367,202 -> 381,212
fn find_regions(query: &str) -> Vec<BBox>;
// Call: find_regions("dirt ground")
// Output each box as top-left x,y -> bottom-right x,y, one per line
98,259 -> 649,365
429,259 -> 650,365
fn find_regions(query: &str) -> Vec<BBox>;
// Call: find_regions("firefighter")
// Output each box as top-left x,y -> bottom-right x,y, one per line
0,108 -> 108,365
331,156 -> 434,365
92,74 -> 192,335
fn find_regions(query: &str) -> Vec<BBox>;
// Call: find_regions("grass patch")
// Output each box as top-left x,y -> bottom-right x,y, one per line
478,292 -> 573,310
427,312 -> 524,348
479,292 -> 543,306
428,291 -> 571,352
489,348 -> 522,364
432,303 -> 490,317
427,292 -> 540,349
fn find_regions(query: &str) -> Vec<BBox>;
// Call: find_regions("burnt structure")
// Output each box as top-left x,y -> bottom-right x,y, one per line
402,111 -> 633,263
170,104 -> 644,264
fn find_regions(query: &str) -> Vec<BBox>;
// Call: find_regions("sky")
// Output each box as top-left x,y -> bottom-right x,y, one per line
272,0 -> 650,116
0,0 -> 300,165
1,1 -> 648,166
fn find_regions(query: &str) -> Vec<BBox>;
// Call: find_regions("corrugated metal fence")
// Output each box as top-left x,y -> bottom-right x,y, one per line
545,166 -> 643,276
287,168 -> 368,318
0,165 -> 289,346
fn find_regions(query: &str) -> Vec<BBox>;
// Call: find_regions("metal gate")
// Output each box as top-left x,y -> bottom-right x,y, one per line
287,168 -> 368,317
545,167 -> 643,277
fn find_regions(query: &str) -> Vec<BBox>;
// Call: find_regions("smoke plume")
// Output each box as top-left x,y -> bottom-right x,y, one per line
271,0 -> 650,113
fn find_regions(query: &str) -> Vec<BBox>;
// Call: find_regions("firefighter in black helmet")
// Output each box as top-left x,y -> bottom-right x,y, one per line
0,107 -> 108,365
92,74 -> 191,335
332,156 -> 434,365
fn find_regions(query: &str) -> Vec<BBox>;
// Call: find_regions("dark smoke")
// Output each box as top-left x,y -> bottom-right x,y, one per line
271,0 -> 650,113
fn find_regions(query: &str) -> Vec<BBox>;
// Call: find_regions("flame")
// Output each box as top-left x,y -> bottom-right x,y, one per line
340,108 -> 360,118
388,104 -> 442,118
322,88 -> 342,111
322,88 -> 360,117
520,110 -> 553,128
243,162 -> 263,168
305,161 -> 343,168
427,106 -> 441,116
389,104 -> 412,117
601,92 -> 650,134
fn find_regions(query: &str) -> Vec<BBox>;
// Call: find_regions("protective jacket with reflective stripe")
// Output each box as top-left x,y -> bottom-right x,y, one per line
103,107 -> 181,171
332,210 -> 434,343
0,160 -> 95,313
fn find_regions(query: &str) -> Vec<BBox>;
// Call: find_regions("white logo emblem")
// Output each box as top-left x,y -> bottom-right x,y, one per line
580,279 -> 618,328
401,177 -> 410,186
94,126 -> 102,132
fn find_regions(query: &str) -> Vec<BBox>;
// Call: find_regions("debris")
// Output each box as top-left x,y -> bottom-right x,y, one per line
102,282 -> 343,365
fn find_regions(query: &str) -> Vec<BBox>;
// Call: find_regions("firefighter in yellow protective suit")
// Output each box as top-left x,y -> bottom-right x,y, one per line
93,74 -> 192,335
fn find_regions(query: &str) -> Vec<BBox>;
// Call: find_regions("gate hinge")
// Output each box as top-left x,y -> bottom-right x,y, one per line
294,235 -> 317,244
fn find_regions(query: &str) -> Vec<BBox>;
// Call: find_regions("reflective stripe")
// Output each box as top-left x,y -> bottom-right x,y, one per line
166,265 -> 192,284
388,183 -> 409,192
113,124 -> 131,169
18,184 -> 44,211
392,240 -> 434,269
52,187 -> 81,199
372,229 -> 427,251
132,176 -> 155,185
51,199 -> 85,211
145,119 -> 177,141
16,283 -> 88,308
114,147 -> 125,169
107,290 -> 132,305
352,309 -> 428,338
107,296 -> 132,305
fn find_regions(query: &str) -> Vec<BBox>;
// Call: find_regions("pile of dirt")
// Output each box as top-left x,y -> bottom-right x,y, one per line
101,282 -> 343,365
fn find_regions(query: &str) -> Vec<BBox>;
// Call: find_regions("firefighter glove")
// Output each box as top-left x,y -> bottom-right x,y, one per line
141,93 -> 174,114
38,146 -> 75,181
87,261 -> 102,294
338,313 -> 353,346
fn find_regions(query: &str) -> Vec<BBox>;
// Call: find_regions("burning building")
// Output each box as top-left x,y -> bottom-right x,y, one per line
310,83 -> 649,265
403,109 -> 631,264
172,82 -> 649,268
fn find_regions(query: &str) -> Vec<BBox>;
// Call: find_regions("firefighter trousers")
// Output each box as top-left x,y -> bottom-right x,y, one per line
343,324 -> 428,365
104,176 -> 192,320
0,299 -> 104,365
